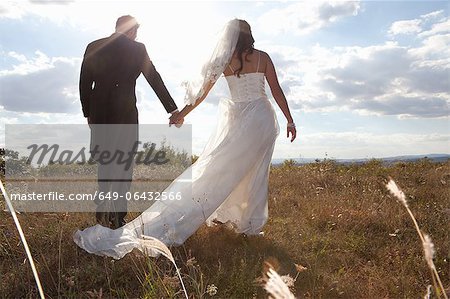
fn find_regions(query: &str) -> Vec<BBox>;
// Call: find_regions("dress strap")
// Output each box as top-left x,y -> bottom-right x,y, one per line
228,64 -> 235,73
256,51 -> 261,72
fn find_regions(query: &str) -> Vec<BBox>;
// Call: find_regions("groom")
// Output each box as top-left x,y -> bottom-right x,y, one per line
79,15 -> 182,228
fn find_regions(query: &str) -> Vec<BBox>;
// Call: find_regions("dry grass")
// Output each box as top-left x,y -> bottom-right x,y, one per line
0,159 -> 449,298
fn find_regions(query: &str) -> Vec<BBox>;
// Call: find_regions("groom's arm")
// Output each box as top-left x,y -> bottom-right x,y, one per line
79,44 -> 94,118
140,45 -> 178,114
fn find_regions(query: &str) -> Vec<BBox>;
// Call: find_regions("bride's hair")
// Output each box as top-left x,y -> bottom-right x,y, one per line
233,20 -> 255,77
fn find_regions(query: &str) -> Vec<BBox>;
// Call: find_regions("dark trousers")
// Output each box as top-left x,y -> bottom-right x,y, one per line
96,160 -> 133,225
91,124 -> 138,228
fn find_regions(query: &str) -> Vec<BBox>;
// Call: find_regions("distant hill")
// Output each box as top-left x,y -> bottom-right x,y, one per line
272,154 -> 450,165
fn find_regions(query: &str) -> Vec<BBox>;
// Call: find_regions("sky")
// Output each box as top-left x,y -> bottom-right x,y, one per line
0,0 -> 449,160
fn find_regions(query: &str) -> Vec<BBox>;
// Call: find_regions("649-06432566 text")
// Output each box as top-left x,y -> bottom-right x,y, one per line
9,191 -> 183,202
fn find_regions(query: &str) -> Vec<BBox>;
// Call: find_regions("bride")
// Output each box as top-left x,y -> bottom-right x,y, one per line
74,19 -> 296,259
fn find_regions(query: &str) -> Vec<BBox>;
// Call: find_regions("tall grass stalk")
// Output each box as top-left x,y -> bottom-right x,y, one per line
0,179 -> 45,298
264,268 -> 296,299
58,226 -> 63,297
386,178 -> 447,299
140,234 -> 188,298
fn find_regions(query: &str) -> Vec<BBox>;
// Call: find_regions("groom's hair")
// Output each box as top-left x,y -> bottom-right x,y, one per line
115,15 -> 140,34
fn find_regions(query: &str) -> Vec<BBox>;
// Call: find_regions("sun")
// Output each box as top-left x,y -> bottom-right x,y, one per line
131,2 -> 228,78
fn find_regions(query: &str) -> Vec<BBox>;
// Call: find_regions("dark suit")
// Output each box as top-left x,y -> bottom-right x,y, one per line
80,32 -> 177,123
79,33 -> 178,227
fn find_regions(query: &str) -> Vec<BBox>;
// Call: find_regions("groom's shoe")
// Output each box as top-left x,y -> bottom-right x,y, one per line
109,212 -> 126,229
95,211 -> 109,227
95,202 -> 110,227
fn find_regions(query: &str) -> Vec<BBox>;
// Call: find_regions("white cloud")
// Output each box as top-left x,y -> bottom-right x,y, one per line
353,95 -> 448,118
418,19 -> 450,38
388,9 -> 448,37
0,2 -> 26,19
0,51 -> 81,113
420,10 -> 445,22
388,19 -> 422,36
257,1 -> 361,36
1,51 -> 53,75
0,1 -> 110,28
263,13 -> 450,119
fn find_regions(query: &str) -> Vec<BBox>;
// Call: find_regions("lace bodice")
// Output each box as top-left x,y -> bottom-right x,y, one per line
225,72 -> 267,102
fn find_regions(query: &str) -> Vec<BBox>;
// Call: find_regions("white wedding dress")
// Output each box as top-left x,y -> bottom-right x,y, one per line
74,70 -> 280,259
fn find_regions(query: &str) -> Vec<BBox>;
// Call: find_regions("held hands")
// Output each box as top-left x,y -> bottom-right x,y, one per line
169,111 -> 184,128
287,122 -> 296,142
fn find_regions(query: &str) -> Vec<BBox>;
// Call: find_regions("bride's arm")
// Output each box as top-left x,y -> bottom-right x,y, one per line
178,81 -> 215,119
264,53 -> 297,142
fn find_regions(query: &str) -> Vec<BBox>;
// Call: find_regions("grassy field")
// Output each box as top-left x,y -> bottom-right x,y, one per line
0,159 -> 449,298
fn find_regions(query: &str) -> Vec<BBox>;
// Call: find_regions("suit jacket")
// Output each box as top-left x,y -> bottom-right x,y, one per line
79,33 -> 178,124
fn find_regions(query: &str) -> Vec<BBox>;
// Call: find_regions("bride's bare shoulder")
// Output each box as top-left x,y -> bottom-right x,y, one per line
254,48 -> 269,56
254,49 -> 271,63
254,49 -> 271,72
